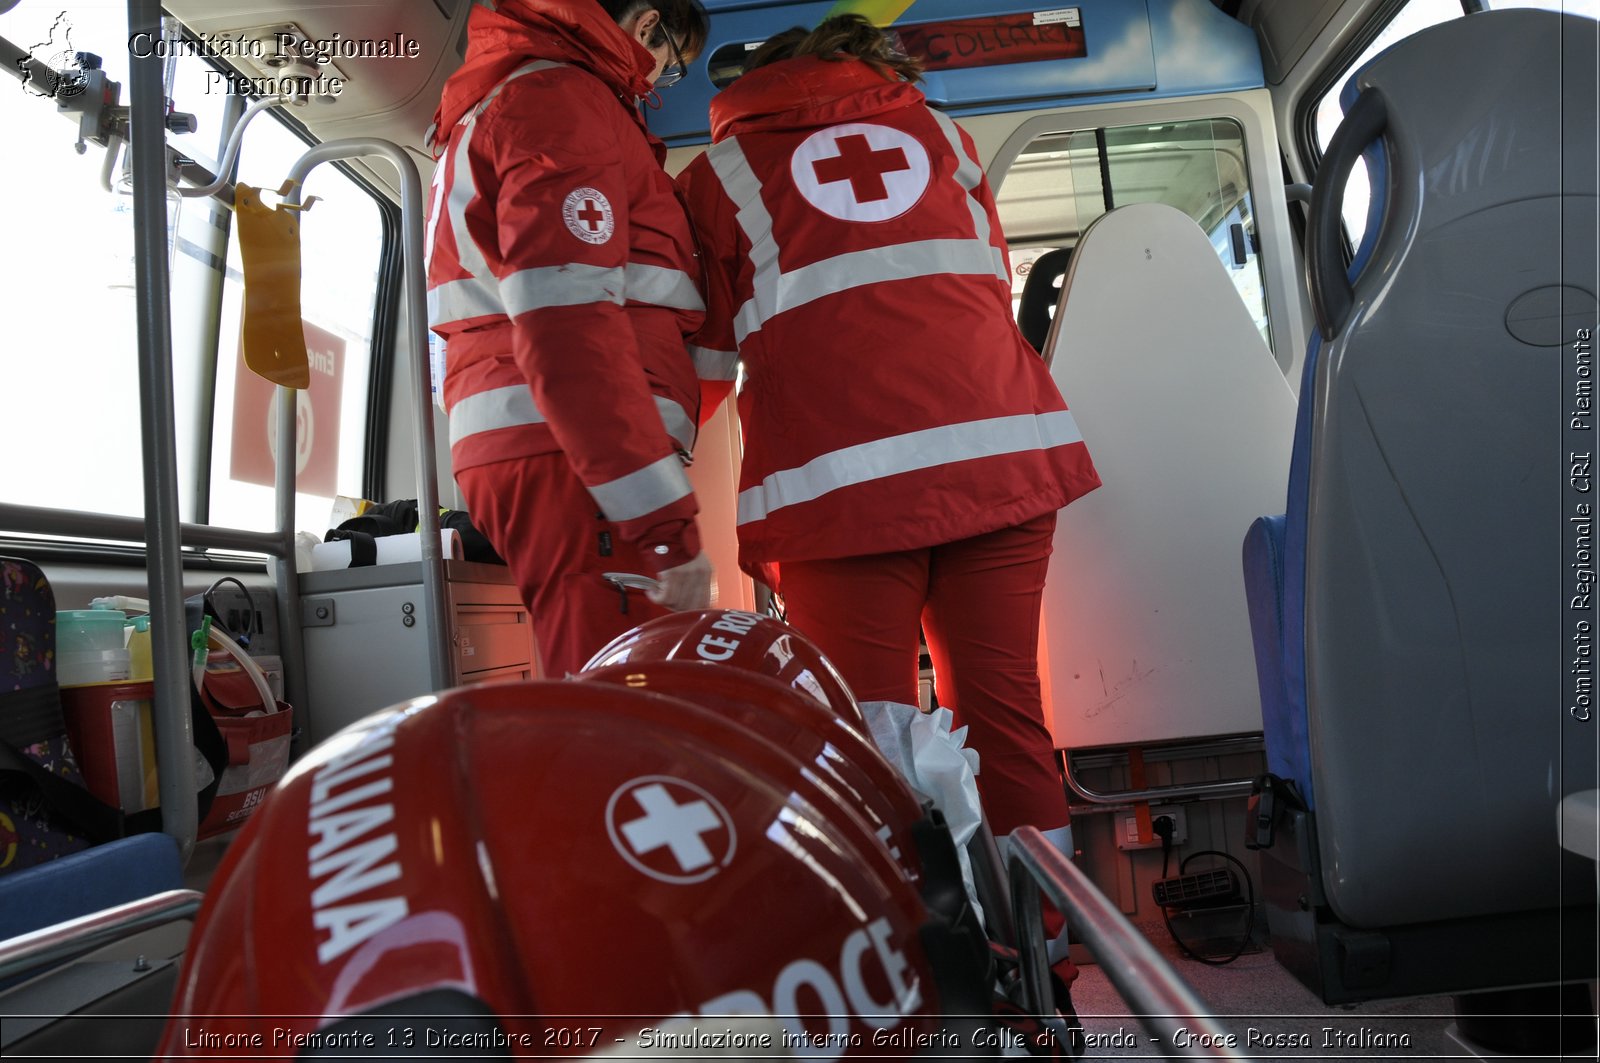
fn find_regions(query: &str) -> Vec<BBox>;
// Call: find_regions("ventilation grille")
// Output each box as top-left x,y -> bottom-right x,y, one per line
1152,868 -> 1240,910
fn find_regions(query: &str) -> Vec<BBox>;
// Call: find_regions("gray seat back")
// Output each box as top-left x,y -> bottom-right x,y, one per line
1299,8 -> 1598,928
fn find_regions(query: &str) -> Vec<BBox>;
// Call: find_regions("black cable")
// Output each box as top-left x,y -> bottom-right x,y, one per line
1159,849 -> 1256,966
203,575 -> 257,640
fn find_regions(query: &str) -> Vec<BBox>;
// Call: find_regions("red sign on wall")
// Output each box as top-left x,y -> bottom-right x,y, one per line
230,321 -> 344,497
891,9 -> 1088,74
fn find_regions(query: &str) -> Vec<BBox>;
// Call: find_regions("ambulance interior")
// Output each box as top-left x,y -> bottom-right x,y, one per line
0,0 -> 1595,1057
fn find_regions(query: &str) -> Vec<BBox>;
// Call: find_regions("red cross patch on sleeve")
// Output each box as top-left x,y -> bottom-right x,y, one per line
563,186 -> 616,244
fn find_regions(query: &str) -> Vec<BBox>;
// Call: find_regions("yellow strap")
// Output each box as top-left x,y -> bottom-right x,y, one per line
235,181 -> 312,390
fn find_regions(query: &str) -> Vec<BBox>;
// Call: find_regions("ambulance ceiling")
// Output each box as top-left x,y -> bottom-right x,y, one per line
154,0 -> 1282,202
160,0 -> 473,199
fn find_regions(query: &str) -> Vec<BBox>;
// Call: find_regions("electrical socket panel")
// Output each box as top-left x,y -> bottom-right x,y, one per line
1114,805 -> 1188,851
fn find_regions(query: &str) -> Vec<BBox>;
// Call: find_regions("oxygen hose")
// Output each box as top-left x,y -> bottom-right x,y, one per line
90,595 -> 278,714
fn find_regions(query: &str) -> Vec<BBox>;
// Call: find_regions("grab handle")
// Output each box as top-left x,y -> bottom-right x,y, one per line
1308,86 -> 1388,341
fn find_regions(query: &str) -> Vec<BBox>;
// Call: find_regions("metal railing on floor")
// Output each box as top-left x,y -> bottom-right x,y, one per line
1007,825 -> 1245,1059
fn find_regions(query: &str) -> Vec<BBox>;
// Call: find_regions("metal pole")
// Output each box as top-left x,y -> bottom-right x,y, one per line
127,0 -> 196,862
284,139 -> 451,693
271,386 -> 311,721
0,33 -> 57,89
1007,826 -> 1243,1058
192,91 -> 248,525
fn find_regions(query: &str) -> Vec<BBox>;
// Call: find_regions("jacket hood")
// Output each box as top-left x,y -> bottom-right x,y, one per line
709,55 -> 925,142
431,0 -> 654,147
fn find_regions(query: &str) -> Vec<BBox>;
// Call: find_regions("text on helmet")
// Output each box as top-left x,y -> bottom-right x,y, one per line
693,610 -> 764,661
306,731 -> 409,964
668,917 -> 922,1059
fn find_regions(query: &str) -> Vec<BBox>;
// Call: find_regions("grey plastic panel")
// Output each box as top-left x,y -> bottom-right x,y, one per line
1305,10 -> 1598,928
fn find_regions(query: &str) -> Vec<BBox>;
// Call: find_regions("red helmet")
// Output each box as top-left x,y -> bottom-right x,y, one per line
157,681 -> 992,1055
584,609 -> 867,733
579,662 -> 917,856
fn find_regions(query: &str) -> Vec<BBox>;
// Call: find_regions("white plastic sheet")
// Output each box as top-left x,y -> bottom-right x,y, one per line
860,700 -> 987,929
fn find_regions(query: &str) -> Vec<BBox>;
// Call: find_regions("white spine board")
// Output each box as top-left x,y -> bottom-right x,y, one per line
1040,202 -> 1295,750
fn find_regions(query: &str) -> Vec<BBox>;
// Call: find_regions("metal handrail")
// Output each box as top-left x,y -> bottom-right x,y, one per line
1063,766 -> 1256,805
1006,826 -> 1244,1059
128,0 -> 195,861
0,31 -> 56,91
1062,736 -> 1264,805
0,505 -> 286,556
0,889 -> 202,983
176,95 -> 283,198
281,139 -> 451,693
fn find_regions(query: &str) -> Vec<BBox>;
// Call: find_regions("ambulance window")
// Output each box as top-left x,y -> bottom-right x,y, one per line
707,40 -> 764,88
208,109 -> 384,536
996,117 -> 1269,351
0,4 -> 185,522
0,4 -> 384,540
1308,0 -> 1464,245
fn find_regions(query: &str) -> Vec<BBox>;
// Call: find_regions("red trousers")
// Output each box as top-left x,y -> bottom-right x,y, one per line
456,454 -> 670,678
776,513 -> 1069,839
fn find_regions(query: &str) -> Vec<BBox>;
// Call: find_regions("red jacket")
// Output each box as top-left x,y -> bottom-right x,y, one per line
677,56 -> 1100,583
426,0 -> 703,570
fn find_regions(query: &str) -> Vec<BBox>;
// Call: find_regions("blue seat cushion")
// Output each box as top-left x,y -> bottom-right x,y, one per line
1242,514 -> 1314,808
0,833 -> 183,942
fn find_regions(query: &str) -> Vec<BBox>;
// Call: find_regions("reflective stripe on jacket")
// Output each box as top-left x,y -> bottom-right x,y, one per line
677,56 -> 1100,578
425,0 -> 704,567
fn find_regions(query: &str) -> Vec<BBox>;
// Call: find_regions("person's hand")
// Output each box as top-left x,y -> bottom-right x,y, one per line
647,551 -> 712,611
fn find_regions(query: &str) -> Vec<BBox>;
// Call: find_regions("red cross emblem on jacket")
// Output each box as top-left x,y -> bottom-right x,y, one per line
562,185 -> 615,244
790,122 -> 931,223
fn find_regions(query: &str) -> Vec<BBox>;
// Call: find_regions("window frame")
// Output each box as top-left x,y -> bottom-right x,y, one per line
1290,0 -> 1482,257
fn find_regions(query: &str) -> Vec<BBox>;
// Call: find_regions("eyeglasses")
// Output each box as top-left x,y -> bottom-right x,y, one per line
656,31 -> 688,88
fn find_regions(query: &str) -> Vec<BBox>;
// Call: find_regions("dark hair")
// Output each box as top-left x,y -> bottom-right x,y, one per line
744,13 -> 922,83
597,0 -> 710,62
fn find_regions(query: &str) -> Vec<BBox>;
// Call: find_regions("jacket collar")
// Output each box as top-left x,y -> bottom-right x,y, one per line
431,0 -> 654,147
709,55 -> 923,143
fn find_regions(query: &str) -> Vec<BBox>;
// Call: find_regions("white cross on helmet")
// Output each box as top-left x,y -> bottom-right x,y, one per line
606,775 -> 737,883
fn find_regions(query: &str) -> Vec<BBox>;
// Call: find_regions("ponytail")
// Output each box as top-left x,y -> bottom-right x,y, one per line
745,13 -> 923,83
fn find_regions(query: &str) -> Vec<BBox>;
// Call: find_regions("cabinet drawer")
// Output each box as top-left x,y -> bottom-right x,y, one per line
455,605 -> 533,676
